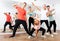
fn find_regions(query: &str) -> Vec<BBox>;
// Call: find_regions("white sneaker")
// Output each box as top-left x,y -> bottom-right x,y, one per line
32,33 -> 36,37
50,34 -> 54,37
41,35 -> 46,38
53,32 -> 58,35
46,33 -> 50,35
28,36 -> 32,39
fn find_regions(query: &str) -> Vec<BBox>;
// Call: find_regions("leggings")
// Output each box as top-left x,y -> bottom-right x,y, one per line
29,17 -> 34,31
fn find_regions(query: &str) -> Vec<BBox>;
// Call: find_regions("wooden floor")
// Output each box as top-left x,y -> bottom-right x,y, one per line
0,29 -> 60,41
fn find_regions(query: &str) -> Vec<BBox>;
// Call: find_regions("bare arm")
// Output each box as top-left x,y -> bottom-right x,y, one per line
32,2 -> 40,11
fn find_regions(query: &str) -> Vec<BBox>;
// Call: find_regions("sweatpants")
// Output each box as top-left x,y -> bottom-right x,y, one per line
3,22 -> 13,32
11,19 -> 31,36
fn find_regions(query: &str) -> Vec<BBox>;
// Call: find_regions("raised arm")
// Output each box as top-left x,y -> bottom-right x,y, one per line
32,2 -> 40,11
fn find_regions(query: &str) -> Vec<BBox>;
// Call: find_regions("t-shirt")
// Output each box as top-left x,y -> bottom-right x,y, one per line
15,5 -> 26,21
34,23 -> 40,30
40,9 -> 48,20
5,14 -> 11,22
48,9 -> 55,21
33,10 -> 41,20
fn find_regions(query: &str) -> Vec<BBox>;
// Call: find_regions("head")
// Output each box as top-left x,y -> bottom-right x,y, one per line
9,12 -> 10,15
23,2 -> 27,8
34,19 -> 39,25
46,5 -> 50,10
15,12 -> 18,14
43,4 -> 46,10
28,6 -> 32,10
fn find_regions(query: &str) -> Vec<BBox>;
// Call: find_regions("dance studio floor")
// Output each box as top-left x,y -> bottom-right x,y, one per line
0,29 -> 60,41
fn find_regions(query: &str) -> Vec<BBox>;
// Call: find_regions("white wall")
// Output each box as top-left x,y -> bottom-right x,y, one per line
0,0 -> 60,30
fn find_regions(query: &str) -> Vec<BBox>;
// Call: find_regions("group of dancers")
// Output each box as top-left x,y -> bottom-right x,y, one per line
2,2 -> 57,38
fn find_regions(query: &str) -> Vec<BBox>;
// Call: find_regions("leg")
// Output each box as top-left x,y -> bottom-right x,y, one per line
22,20 -> 32,36
29,17 -> 34,31
10,20 -> 20,37
45,20 -> 52,34
3,22 -> 8,32
53,20 -> 57,32
39,27 -> 46,35
9,22 -> 13,30
35,29 -> 38,38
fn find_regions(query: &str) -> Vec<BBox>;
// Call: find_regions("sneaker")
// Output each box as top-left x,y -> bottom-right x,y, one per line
50,34 -> 54,37
28,36 -> 32,39
53,32 -> 58,35
9,35 -> 15,38
41,35 -> 46,38
32,33 -> 36,37
46,32 -> 50,35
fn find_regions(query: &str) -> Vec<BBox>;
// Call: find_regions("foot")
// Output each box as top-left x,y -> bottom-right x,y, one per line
28,35 -> 34,39
53,32 -> 58,35
46,32 -> 50,35
32,33 -> 36,37
41,35 -> 46,38
28,36 -> 32,39
9,35 -> 15,38
50,34 -> 54,37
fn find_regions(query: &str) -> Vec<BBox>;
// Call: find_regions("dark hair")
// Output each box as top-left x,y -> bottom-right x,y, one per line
47,5 -> 50,7
16,12 -> 18,14
9,12 -> 10,14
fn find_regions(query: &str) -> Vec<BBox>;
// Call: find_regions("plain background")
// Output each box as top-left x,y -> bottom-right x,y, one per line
0,0 -> 60,30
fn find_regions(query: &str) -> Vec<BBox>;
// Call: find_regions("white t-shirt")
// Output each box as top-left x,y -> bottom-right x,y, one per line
40,9 -> 48,20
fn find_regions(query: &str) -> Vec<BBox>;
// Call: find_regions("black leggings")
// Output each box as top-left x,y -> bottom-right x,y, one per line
30,27 -> 46,35
49,20 -> 57,32
40,20 -> 51,34
29,17 -> 34,31
12,19 -> 31,36
3,22 -> 13,31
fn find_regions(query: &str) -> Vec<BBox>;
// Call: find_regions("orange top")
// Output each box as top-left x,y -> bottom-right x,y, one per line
15,5 -> 26,21
5,14 -> 11,22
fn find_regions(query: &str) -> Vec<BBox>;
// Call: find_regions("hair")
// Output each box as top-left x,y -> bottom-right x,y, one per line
34,19 -> 39,25
9,12 -> 10,14
47,5 -> 50,7
16,12 -> 18,14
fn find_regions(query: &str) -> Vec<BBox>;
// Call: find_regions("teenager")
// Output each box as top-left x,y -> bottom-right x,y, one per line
46,5 -> 57,35
3,12 -> 13,32
27,6 -> 35,31
10,2 -> 32,38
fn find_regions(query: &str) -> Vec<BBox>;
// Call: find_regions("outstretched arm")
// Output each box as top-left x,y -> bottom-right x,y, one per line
32,2 -> 40,11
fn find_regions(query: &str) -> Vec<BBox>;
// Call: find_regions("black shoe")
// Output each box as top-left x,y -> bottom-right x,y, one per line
9,35 -> 15,38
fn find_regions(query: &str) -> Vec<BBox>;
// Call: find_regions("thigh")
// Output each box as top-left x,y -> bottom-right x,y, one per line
39,27 -> 45,31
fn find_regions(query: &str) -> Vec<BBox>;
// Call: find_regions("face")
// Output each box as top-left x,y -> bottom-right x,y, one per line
34,19 -> 39,25
23,2 -> 27,8
43,4 -> 46,10
28,6 -> 31,9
